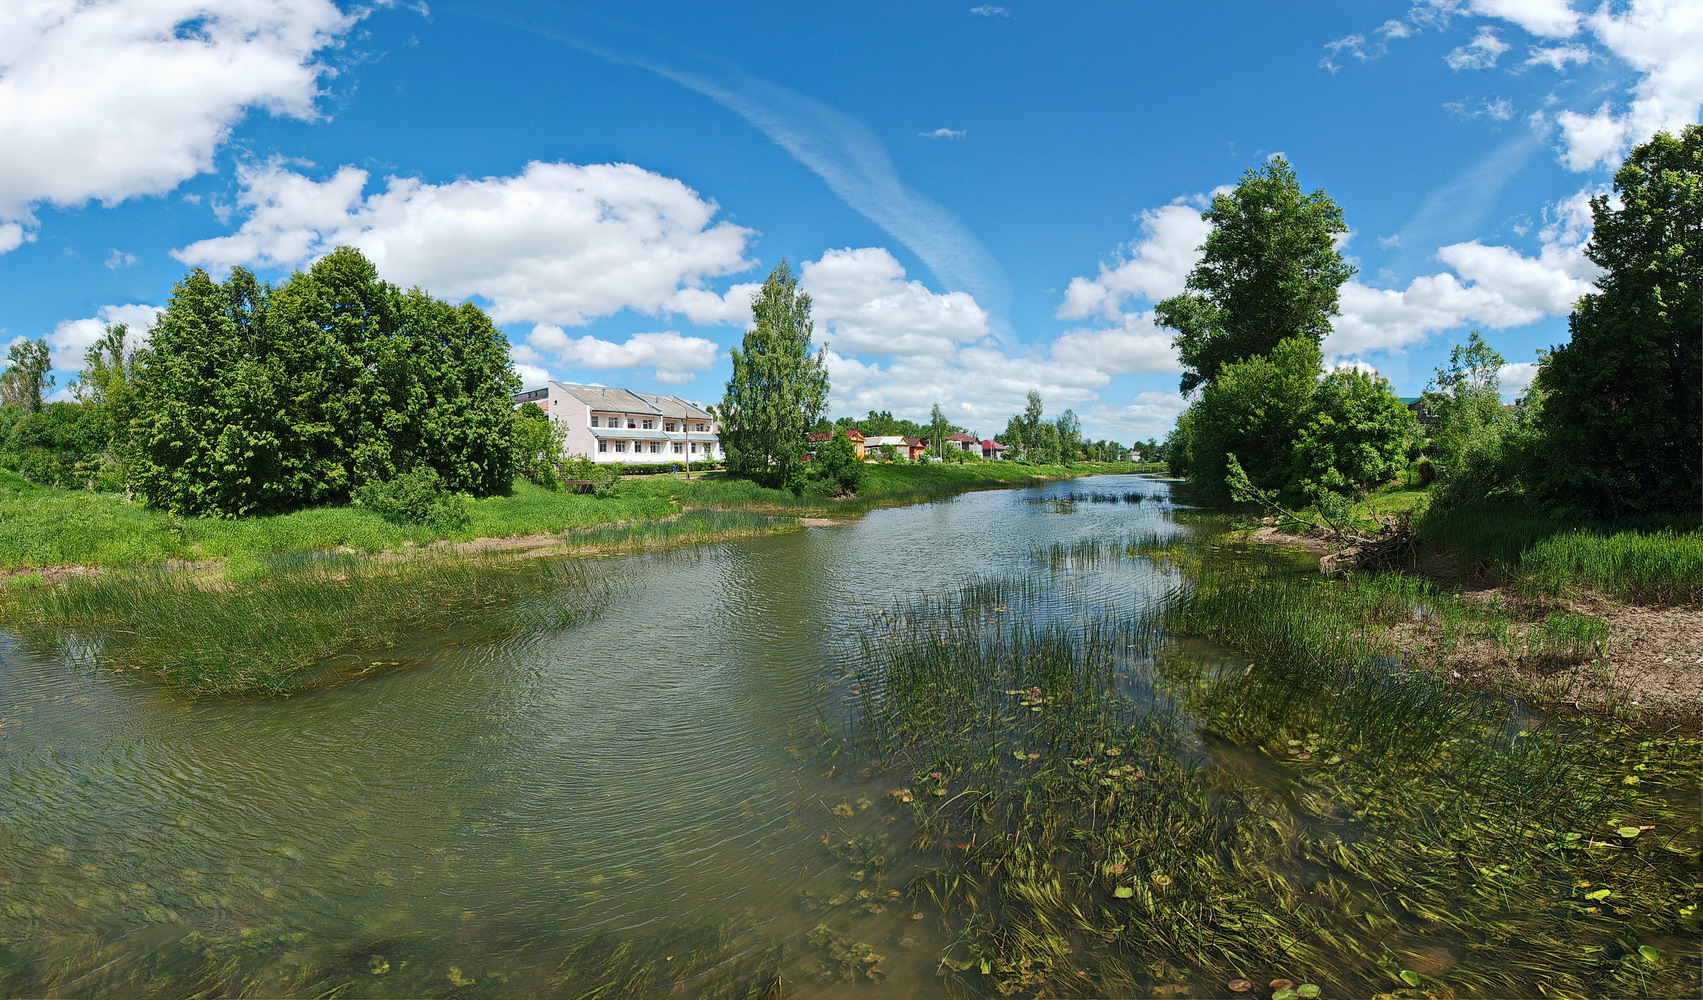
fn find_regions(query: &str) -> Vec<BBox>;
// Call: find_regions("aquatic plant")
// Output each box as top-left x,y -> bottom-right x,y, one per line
838,551 -> 1701,997
3,552 -> 617,697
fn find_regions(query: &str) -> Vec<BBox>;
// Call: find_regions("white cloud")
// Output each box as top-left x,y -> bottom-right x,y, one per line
1526,43 -> 1593,70
1327,233 -> 1596,357
664,283 -> 761,326
1467,0 -> 1580,38
0,221 -> 28,254
1320,19 -> 1417,71
1050,312 -> 1181,376
525,328 -> 719,384
920,128 -> 968,139
1082,391 -> 1190,442
105,249 -> 138,269
0,0 -> 359,251
1330,358 -> 1386,377
1498,360 -> 1541,394
1555,0 -> 1703,171
511,361 -> 554,390
969,5 -> 1011,17
1445,96 -> 1515,120
803,247 -> 991,357
1056,201 -> 1210,322
820,343 -> 1112,437
174,160 -> 757,327
1446,27 -> 1512,69
44,303 -> 163,371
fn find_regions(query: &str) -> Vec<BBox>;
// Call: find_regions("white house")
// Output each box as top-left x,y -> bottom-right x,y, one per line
514,382 -> 721,465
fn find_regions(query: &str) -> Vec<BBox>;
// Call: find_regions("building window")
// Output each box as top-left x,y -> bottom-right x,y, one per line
673,443 -> 683,454
665,421 -> 676,432
598,441 -> 607,453
627,418 -> 637,429
590,415 -> 599,427
695,423 -> 707,432
615,442 -> 627,453
642,419 -> 654,429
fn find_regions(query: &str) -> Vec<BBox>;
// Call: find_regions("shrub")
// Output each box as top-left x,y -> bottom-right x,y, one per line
351,467 -> 471,528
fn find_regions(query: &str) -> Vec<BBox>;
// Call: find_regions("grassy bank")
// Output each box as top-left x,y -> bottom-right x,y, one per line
0,461 -> 1155,575
3,551 -> 617,697
1244,478 -> 1700,607
839,543 -> 1700,998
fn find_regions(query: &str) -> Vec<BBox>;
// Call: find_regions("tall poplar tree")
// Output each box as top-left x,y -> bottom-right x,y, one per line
719,260 -> 829,488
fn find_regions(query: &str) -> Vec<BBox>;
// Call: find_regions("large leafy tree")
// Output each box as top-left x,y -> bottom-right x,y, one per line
719,260 -> 829,488
133,247 -> 517,516
0,338 -> 54,413
1184,336 -> 1323,498
1291,367 -> 1417,494
1158,157 -> 1354,394
1534,125 -> 1701,518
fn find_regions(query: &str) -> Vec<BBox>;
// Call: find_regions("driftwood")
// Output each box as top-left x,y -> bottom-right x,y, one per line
1225,455 -> 1418,575
1316,508 -> 1417,575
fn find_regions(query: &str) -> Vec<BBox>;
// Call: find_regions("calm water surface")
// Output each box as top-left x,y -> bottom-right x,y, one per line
1,474 -> 1194,996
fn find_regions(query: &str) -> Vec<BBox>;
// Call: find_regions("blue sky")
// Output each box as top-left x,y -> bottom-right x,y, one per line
3,0 -> 1698,443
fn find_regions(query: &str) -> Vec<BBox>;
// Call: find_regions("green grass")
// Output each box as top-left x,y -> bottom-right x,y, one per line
1519,528 -> 1702,605
0,462 -> 1148,574
3,552 -> 615,697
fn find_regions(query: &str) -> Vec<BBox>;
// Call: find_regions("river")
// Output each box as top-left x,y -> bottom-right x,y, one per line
1,474 -> 1195,997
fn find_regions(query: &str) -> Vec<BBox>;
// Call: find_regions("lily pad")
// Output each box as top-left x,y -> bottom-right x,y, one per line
1113,886 -> 1134,898
1638,944 -> 1659,963
1296,986 -> 1321,999
1616,826 -> 1641,838
1398,970 -> 1421,987
1227,979 -> 1253,993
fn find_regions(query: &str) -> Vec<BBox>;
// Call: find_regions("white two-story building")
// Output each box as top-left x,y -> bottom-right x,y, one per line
514,382 -> 722,465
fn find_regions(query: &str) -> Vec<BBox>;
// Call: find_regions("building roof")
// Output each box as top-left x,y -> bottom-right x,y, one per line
980,439 -> 1007,450
552,383 -> 657,414
864,435 -> 908,447
946,432 -> 978,442
630,389 -> 713,421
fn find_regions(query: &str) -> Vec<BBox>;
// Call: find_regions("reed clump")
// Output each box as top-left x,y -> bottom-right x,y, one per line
3,552 -> 615,697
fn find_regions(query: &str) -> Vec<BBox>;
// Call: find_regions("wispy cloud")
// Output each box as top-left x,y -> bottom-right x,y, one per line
476,10 -> 1013,336
920,127 -> 967,139
969,5 -> 1011,17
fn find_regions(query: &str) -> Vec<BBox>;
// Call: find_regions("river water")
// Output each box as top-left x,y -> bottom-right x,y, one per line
0,474 -> 1195,996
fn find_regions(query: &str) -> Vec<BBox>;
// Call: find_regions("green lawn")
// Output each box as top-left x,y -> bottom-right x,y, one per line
0,461 -> 1156,573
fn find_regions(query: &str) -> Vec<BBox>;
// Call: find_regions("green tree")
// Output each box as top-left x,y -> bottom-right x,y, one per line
1,338 -> 54,413
1185,336 -> 1322,498
1291,367 -> 1416,493
1054,409 -> 1082,463
813,430 -> 864,495
1157,157 -> 1354,394
133,248 -> 517,516
930,403 -> 948,459
1533,125 -> 1702,518
719,260 -> 829,488
512,402 -> 568,489
73,323 -> 144,491
1422,330 -> 1507,483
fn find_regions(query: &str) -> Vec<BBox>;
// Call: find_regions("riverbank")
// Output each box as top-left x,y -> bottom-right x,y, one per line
0,461 -> 1155,579
0,464 -> 1153,698
1235,485 -> 1701,724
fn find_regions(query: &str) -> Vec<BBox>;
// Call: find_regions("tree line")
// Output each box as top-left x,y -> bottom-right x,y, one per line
1160,125 -> 1699,522
1,247 -> 529,519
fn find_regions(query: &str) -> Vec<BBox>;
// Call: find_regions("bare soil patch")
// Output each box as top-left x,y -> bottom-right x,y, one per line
1388,587 -> 1701,726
